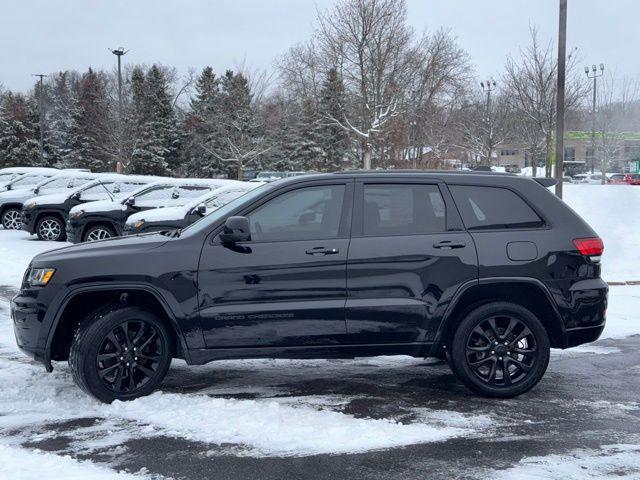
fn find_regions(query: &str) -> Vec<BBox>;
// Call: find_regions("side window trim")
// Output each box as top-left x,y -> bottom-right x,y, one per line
352,180 -> 461,237
211,180 -> 354,245
448,183 -> 548,231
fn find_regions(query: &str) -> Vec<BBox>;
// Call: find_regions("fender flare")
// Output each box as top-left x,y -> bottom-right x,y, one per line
432,276 -> 567,350
43,282 -> 193,370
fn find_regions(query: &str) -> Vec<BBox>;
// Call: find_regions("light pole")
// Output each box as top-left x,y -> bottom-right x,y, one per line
554,0 -> 567,197
481,79 -> 496,166
32,74 -> 48,163
109,47 -> 128,172
585,63 -> 604,173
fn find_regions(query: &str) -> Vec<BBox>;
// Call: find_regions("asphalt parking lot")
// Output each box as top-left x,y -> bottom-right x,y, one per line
2,279 -> 637,480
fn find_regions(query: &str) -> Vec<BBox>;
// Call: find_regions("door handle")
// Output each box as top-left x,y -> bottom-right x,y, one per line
433,240 -> 466,250
306,247 -> 340,255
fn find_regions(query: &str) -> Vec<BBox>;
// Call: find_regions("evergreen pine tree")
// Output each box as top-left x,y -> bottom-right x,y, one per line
290,99 -> 326,170
318,68 -> 352,171
182,66 -> 224,177
47,72 -> 78,167
0,93 -> 42,168
65,68 -> 112,171
128,65 -> 179,175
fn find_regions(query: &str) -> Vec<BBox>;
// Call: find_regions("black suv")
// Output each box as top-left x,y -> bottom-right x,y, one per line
11,172 -> 608,403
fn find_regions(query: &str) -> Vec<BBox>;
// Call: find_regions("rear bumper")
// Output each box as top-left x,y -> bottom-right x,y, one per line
555,277 -> 608,348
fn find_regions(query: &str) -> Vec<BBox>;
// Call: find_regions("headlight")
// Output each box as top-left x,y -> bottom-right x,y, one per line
70,209 -> 85,218
25,202 -> 37,209
28,268 -> 56,286
134,219 -> 145,229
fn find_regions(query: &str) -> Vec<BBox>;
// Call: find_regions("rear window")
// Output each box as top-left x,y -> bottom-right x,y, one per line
449,185 -> 543,230
363,184 -> 446,236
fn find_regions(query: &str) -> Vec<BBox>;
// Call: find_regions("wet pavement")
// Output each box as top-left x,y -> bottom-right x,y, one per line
9,330 -> 640,480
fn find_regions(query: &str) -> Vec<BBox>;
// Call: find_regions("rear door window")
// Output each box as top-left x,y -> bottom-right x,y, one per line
449,185 -> 543,230
362,184 -> 446,236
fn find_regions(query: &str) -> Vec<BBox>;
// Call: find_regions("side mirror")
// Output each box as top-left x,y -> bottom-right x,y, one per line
72,191 -> 81,200
125,196 -> 135,206
196,204 -> 206,216
219,216 -> 251,244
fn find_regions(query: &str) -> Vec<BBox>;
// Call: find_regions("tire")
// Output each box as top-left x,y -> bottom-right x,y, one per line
83,224 -> 115,242
449,302 -> 550,398
36,215 -> 66,241
1,208 -> 22,230
69,306 -> 173,403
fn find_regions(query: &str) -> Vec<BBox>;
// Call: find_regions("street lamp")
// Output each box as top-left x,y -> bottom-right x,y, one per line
481,79 -> 496,167
585,63 -> 604,173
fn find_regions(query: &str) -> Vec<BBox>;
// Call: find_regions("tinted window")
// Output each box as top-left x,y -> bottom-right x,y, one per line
247,185 -> 345,242
363,184 -> 445,236
449,185 -> 543,230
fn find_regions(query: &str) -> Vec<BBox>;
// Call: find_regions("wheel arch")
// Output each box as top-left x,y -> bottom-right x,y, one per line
46,284 -> 191,367
435,278 -> 567,352
0,202 -> 23,217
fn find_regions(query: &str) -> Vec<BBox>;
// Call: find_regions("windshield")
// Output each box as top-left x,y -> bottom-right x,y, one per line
0,173 -> 17,183
10,174 -> 52,187
182,182 -> 273,234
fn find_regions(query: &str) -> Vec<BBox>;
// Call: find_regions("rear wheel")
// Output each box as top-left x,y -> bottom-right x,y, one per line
1,208 -> 22,230
449,302 -> 550,398
36,215 -> 66,241
69,306 -> 172,403
84,224 -> 115,242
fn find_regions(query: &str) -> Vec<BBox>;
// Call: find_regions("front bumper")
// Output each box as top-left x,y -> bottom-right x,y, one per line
20,208 -> 37,234
11,292 -> 50,369
65,218 -> 83,243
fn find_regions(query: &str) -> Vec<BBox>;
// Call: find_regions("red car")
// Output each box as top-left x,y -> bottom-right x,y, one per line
608,173 -> 640,185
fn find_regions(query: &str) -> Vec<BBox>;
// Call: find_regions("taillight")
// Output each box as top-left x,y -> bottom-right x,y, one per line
573,237 -> 604,261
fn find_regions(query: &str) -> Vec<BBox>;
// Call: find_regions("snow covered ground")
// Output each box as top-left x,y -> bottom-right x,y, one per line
0,183 -> 639,478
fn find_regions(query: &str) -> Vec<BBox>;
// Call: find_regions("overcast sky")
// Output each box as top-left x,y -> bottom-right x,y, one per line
2,0 -> 637,92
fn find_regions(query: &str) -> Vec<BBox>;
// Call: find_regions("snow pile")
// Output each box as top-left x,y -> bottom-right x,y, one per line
561,185 -> 640,282
492,444 -> 640,480
0,444 -> 146,480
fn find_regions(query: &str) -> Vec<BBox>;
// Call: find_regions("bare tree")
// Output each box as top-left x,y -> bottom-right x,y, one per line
316,0 -> 412,168
503,27 -> 587,176
595,73 -> 640,182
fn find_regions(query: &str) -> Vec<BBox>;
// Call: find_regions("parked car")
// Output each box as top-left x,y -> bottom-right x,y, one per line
608,173 -> 640,185
0,168 -> 62,192
21,175 -> 155,241
572,173 -> 604,184
0,167 -> 62,190
11,171 -> 607,402
124,182 -> 263,236
562,176 -> 573,183
504,164 -> 522,174
250,171 -> 286,182
66,179 -> 235,243
0,171 -> 98,230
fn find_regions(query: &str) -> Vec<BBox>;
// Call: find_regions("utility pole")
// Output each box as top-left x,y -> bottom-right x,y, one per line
32,74 -> 48,163
585,63 -> 604,174
109,47 -> 128,173
480,79 -> 496,166
555,0 -> 567,198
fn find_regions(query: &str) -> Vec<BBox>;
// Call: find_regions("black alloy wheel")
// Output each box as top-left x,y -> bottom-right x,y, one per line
96,320 -> 164,394
465,315 -> 537,386
69,306 -> 172,402
449,302 -> 550,398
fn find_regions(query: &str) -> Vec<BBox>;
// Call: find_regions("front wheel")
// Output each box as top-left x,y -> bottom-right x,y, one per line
84,224 -> 115,242
69,306 -> 173,403
449,302 -> 550,398
36,216 -> 66,241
